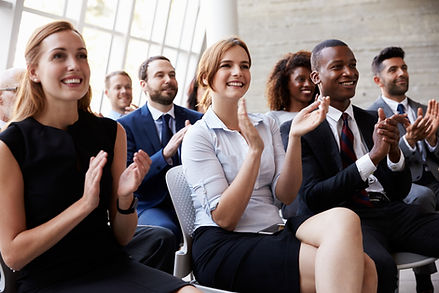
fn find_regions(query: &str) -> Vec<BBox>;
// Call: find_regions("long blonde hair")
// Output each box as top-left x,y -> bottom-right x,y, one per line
196,37 -> 251,111
12,20 -> 92,123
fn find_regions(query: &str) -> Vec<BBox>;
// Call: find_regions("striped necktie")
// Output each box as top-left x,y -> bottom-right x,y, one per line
340,113 -> 372,207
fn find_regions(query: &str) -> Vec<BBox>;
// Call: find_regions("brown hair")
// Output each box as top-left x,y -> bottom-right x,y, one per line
12,20 -> 92,123
105,70 -> 132,89
196,37 -> 251,111
265,51 -> 312,111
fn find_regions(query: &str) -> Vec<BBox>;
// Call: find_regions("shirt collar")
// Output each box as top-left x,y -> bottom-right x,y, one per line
327,102 -> 355,123
381,95 -> 408,113
203,106 -> 263,131
147,102 -> 175,121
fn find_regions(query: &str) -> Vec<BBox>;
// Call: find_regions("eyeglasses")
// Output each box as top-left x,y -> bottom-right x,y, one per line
0,86 -> 18,92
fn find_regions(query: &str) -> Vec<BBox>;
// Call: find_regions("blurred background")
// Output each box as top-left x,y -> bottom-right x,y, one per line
0,0 -> 438,113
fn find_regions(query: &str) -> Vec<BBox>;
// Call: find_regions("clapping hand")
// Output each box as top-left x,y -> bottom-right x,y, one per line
118,150 -> 151,199
289,95 -> 330,138
238,98 -> 264,152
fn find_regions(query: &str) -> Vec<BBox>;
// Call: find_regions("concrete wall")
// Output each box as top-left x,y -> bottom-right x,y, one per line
237,0 -> 439,113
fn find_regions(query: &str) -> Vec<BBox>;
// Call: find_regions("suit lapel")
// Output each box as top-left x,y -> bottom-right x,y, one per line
141,105 -> 162,150
174,105 -> 187,131
307,120 -> 343,171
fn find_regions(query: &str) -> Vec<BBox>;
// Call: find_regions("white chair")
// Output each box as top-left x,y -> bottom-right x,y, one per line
165,166 -> 235,293
0,252 -> 17,293
393,252 -> 437,293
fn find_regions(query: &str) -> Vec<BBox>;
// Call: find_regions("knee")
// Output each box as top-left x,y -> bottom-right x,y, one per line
326,207 -> 361,237
154,227 -> 177,250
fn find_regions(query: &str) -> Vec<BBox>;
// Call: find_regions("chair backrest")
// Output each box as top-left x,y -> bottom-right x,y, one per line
0,252 -> 17,293
165,165 -> 195,278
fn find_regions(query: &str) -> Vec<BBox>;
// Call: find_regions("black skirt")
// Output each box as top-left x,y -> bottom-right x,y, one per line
192,216 -> 309,293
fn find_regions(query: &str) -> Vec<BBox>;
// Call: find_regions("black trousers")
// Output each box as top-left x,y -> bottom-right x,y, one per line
354,201 -> 439,293
123,225 -> 176,274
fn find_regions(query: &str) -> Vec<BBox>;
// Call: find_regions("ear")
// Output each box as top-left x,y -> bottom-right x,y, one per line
373,75 -> 382,86
310,70 -> 320,85
28,65 -> 40,83
104,89 -> 109,96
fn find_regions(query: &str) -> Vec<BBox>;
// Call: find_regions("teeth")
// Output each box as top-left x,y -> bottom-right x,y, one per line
227,82 -> 243,87
341,81 -> 354,85
302,90 -> 312,94
63,78 -> 80,84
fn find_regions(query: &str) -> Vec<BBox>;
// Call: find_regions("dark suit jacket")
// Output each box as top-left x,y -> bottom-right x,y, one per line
368,96 -> 439,182
280,106 -> 411,216
118,103 -> 202,209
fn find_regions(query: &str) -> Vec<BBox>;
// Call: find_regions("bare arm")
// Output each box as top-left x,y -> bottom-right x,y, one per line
0,142 -> 106,271
211,99 -> 264,231
275,97 -> 329,204
109,123 -> 151,245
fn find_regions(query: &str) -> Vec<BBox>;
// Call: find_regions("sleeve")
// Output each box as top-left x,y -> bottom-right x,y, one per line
181,124 -> 229,217
0,124 -> 25,165
268,116 -> 285,202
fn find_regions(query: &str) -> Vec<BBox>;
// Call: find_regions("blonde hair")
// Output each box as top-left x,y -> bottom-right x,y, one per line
196,37 -> 251,110
12,20 -> 92,123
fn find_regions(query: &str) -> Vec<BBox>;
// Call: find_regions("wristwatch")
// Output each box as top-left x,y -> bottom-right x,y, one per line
117,196 -> 138,214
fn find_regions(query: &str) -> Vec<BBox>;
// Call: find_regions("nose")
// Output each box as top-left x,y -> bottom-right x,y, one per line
67,56 -> 80,71
231,64 -> 242,76
342,65 -> 356,77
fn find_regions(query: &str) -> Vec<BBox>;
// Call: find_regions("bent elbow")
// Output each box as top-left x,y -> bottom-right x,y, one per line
2,251 -> 25,271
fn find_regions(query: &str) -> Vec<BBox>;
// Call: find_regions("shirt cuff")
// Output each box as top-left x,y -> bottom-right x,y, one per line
387,149 -> 405,171
425,138 -> 438,152
402,135 -> 417,151
356,154 -> 377,182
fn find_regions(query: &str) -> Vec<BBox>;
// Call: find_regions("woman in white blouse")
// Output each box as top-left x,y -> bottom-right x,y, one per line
181,37 -> 377,293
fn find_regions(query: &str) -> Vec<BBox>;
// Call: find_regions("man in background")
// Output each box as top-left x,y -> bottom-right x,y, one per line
0,68 -> 25,128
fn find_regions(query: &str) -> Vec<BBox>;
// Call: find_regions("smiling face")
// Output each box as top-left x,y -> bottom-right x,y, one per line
29,30 -> 90,106
375,57 -> 409,101
311,45 -> 358,111
288,66 -> 314,110
142,59 -> 178,107
105,74 -> 132,113
210,45 -> 251,103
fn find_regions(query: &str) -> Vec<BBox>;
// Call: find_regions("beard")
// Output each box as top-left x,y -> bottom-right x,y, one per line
148,86 -> 178,106
386,78 -> 409,96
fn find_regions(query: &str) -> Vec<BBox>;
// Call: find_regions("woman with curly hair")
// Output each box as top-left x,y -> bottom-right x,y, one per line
265,51 -> 317,127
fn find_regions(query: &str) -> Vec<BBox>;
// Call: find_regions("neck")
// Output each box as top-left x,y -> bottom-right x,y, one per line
212,98 -> 239,130
382,90 -> 405,103
331,99 -> 351,112
288,100 -> 309,112
113,106 -> 125,114
35,101 -> 79,130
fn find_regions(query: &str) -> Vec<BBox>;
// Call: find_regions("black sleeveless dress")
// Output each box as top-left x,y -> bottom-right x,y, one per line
0,111 -> 187,293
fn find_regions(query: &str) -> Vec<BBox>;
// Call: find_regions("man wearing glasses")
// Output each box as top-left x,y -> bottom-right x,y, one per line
0,68 -> 24,128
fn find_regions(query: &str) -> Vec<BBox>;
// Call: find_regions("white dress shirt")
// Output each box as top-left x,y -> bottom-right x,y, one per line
326,104 -> 404,194
181,107 -> 285,233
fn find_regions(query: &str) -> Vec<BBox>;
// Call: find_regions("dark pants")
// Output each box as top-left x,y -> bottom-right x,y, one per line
123,225 -> 176,274
354,201 -> 439,293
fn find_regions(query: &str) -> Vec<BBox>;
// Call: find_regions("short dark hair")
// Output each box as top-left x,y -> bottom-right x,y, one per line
138,56 -> 171,81
104,70 -> 131,89
311,39 -> 348,71
371,47 -> 405,75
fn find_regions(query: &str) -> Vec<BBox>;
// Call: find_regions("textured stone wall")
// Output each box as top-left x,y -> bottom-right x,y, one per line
237,0 -> 439,113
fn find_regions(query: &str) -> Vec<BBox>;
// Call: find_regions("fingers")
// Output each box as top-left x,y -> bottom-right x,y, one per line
377,108 -> 386,122
185,119 -> 191,127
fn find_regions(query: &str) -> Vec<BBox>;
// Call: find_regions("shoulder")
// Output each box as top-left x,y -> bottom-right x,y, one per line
367,96 -> 385,110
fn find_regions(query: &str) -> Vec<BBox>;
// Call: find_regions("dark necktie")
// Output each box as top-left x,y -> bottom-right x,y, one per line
340,113 -> 372,207
161,114 -> 179,165
397,103 -> 405,114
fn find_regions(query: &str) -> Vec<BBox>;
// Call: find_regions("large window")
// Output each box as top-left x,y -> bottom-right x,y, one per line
9,0 -> 205,113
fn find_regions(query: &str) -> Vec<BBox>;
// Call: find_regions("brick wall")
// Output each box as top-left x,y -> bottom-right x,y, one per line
237,0 -> 439,113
